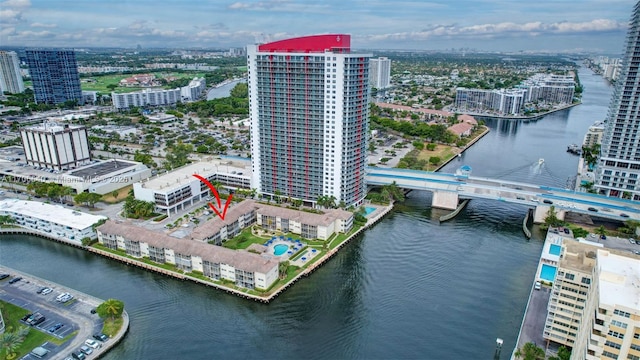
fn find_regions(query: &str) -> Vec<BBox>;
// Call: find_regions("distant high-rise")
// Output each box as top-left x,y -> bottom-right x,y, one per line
0,51 -> 25,94
594,1 -> 640,200
26,49 -> 83,105
247,34 -> 371,207
370,57 -> 391,89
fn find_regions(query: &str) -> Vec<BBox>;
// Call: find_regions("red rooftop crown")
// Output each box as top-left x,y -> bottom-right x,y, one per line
258,34 -> 350,53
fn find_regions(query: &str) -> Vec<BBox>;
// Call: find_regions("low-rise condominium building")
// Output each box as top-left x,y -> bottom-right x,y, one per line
97,220 -> 280,290
0,199 -> 107,242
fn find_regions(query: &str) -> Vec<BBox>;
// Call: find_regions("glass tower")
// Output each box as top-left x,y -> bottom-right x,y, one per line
26,49 -> 83,105
594,2 -> 640,200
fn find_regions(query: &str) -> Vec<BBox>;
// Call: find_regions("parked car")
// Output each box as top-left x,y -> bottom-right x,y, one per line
56,292 -> 73,302
0,273 -> 9,280
620,213 -> 630,218
48,323 -> 64,332
600,235 -> 607,240
80,345 -> 93,355
30,313 -> 46,326
71,350 -> 86,360
85,339 -> 101,349
630,239 -> 637,245
8,276 -> 22,284
41,287 -> 53,295
93,333 -> 109,342
534,281 -> 541,290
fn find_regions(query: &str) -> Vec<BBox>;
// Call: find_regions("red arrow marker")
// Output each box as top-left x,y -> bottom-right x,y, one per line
193,174 -> 233,220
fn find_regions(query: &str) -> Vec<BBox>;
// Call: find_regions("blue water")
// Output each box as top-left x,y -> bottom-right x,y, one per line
540,264 -> 557,282
549,244 -> 561,256
273,244 -> 289,256
364,207 -> 376,215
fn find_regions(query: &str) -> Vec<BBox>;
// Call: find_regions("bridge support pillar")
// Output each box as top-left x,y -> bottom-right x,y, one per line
533,205 -> 567,224
431,190 -> 459,210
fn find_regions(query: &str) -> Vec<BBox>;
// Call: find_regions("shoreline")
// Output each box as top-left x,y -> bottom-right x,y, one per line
0,204 -> 395,304
455,102 -> 580,121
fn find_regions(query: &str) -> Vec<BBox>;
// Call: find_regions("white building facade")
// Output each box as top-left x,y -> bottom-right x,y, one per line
20,122 -> 91,170
0,51 -> 25,94
248,34 -> 371,207
594,2 -> 640,200
370,57 -> 391,89
133,160 -> 250,216
112,88 -> 181,110
0,199 -> 106,242
180,77 -> 206,101
97,220 -> 279,290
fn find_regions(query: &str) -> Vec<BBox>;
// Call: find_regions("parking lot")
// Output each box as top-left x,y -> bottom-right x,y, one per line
0,266 -> 107,360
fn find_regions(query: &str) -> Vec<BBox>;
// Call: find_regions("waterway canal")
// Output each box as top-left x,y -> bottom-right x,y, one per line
0,65 -> 613,359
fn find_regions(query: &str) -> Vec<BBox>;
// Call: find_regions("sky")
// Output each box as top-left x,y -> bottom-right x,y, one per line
0,0 -> 635,53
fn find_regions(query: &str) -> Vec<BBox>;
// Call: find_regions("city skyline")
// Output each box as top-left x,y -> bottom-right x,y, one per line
0,0 -> 633,53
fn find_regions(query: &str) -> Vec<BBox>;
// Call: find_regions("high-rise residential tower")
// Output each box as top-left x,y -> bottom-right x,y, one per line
370,57 -> 391,89
25,49 -> 83,105
247,34 -> 371,207
594,2 -> 640,200
0,51 -> 25,94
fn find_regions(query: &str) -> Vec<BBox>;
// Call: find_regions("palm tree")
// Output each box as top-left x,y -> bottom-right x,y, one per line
96,298 -> 125,320
278,261 -> 289,280
0,332 -> 22,358
596,225 -> 607,239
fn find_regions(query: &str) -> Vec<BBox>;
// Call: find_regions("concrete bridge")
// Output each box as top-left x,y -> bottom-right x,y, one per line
366,167 -> 640,223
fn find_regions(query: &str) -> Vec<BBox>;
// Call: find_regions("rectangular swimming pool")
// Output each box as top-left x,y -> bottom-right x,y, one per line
540,264 -> 557,282
549,244 -> 561,256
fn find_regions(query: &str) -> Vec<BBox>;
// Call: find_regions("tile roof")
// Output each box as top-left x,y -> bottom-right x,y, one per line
97,220 -> 279,274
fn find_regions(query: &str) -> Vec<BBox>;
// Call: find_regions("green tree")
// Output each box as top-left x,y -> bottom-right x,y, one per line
112,190 -> 119,200
521,342 -> 545,360
549,346 -> 571,360
96,298 -> 125,320
81,237 -> 93,246
278,261 -> 289,280
0,215 -> 16,225
544,206 -> 563,227
596,225 -> 607,239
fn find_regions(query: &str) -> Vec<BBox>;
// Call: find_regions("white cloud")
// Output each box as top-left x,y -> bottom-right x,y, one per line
362,19 -> 627,43
31,22 -> 57,28
227,0 -> 294,11
1,0 -> 30,8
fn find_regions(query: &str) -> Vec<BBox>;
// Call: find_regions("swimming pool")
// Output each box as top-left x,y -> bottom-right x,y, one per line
273,244 -> 289,256
364,207 -> 376,215
540,264 -> 557,282
549,244 -> 561,256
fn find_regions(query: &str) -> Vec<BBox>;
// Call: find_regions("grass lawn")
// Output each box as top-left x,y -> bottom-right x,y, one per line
222,227 -> 267,250
0,300 -> 58,360
80,71 -> 208,94
101,185 -> 132,204
416,144 -> 459,171
102,317 -> 124,338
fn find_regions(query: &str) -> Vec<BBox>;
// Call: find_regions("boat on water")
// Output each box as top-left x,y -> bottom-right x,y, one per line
538,158 -> 545,165
567,144 -> 582,155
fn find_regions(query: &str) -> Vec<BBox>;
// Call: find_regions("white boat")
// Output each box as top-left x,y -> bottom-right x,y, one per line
538,158 -> 545,165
